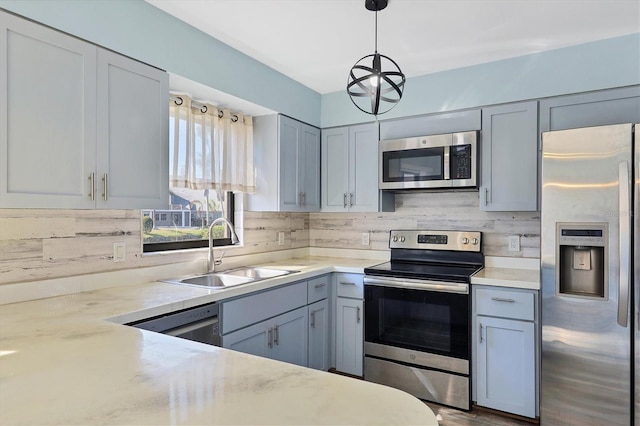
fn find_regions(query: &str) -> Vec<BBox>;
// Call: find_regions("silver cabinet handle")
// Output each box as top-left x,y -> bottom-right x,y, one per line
356,306 -> 361,323
484,188 -> 489,206
273,325 -> 279,345
479,323 -> 484,343
491,297 -> 515,303
102,173 -> 108,201
310,310 -> 316,328
340,281 -> 356,286
302,192 -> 306,206
618,161 -> 630,327
314,283 -> 326,289
268,328 -> 273,348
343,193 -> 347,208
88,173 -> 95,200
349,193 -> 354,207
298,192 -> 302,206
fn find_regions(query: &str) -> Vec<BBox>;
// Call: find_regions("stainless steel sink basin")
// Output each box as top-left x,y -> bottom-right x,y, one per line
163,267 -> 297,290
223,267 -> 293,279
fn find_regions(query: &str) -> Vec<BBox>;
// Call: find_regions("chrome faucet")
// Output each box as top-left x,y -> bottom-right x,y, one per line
208,217 -> 240,272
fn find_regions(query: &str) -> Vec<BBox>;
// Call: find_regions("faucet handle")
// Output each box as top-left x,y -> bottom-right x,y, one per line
214,251 -> 226,265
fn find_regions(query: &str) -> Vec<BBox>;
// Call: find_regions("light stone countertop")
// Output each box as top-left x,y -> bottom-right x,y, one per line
471,257 -> 540,290
0,255 -> 438,425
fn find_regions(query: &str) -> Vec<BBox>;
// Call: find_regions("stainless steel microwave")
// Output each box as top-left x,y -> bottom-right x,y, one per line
379,131 -> 478,190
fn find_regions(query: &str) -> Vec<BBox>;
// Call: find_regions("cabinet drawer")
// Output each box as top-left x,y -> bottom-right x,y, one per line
307,275 -> 329,304
222,281 -> 307,334
476,288 -> 534,321
335,273 -> 364,299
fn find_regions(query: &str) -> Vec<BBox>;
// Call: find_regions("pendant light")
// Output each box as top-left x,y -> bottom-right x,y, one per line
347,0 -> 405,116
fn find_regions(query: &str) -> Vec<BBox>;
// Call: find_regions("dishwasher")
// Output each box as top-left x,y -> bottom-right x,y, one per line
128,303 -> 221,346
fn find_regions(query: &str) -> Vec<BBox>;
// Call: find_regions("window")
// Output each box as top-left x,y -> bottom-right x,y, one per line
142,94 -> 254,253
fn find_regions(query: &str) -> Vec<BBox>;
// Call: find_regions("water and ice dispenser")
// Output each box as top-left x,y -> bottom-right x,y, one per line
555,223 -> 608,299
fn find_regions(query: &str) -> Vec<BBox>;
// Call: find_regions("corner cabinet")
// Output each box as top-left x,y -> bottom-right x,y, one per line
321,123 -> 380,212
0,11 -> 168,209
247,114 -> 320,212
473,286 -> 538,419
334,273 -> 364,377
480,101 -> 538,211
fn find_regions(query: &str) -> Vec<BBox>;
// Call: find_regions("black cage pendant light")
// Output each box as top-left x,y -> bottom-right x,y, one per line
347,0 -> 405,116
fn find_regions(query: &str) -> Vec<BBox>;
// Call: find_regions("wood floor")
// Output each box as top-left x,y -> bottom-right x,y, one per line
424,402 -> 537,426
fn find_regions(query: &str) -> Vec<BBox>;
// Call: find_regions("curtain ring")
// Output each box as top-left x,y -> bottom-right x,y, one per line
200,105 -> 208,113
231,115 -> 239,123
218,110 -> 224,118
173,96 -> 183,106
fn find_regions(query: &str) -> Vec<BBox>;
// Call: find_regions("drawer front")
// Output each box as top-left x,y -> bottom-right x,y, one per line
476,288 -> 535,321
222,281 -> 307,334
307,274 -> 330,304
335,273 -> 364,299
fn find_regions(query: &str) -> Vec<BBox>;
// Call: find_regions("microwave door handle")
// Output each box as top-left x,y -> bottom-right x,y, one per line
443,145 -> 450,180
618,161 -> 631,327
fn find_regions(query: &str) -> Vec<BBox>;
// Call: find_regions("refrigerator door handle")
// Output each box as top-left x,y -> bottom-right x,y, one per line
618,161 -> 631,327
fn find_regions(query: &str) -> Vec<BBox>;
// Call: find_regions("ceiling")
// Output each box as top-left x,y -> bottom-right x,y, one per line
147,0 -> 639,97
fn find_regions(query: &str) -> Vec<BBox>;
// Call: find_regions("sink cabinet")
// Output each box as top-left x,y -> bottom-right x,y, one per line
0,11 -> 168,209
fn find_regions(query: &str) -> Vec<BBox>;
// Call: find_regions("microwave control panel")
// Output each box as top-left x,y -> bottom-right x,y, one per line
450,144 -> 472,179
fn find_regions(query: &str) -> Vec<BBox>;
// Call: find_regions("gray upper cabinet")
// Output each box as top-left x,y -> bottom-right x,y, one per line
248,114 -> 320,212
0,11 -> 169,209
321,123 -> 379,212
480,101 -> 538,212
379,109 -> 481,140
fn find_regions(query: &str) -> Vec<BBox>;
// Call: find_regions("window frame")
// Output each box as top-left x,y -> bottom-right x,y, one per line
143,192 -> 235,253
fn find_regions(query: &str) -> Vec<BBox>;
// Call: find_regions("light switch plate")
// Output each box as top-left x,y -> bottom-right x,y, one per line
278,232 -> 285,245
362,232 -> 370,246
508,235 -> 520,252
113,242 -> 126,262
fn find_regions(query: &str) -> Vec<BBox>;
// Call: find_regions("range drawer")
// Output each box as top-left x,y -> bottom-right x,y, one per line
335,273 -> 364,299
475,288 -> 535,321
307,274 -> 330,304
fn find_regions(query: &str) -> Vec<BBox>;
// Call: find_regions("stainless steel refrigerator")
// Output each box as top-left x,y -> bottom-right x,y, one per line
541,123 -> 638,425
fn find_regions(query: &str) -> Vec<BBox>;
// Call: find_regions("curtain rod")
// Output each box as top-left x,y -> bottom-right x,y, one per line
170,95 -> 239,122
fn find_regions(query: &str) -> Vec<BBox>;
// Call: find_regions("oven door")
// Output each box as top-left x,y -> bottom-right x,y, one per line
364,276 -> 470,360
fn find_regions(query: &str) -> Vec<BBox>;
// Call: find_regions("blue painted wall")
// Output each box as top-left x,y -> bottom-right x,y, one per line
2,0 -> 638,129
0,0 -> 322,127
322,33 -> 640,128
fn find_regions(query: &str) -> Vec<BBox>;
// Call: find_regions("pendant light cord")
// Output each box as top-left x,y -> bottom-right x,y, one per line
374,6 -> 378,53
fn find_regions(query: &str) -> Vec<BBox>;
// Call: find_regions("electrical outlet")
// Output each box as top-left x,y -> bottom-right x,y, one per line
362,232 -> 370,246
278,232 -> 285,245
113,242 -> 126,262
508,235 -> 520,252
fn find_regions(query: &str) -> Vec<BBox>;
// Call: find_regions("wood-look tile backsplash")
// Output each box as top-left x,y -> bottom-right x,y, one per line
0,192 -> 539,285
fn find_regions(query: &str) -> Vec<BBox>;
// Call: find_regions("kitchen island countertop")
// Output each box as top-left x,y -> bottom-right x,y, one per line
0,255 -> 437,425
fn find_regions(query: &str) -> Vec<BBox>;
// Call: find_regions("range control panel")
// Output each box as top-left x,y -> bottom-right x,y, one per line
389,230 -> 481,252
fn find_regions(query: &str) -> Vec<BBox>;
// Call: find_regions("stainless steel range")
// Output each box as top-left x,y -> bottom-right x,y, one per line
363,230 -> 482,410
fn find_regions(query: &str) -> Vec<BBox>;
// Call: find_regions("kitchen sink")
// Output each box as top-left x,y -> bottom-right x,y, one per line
163,267 -> 297,290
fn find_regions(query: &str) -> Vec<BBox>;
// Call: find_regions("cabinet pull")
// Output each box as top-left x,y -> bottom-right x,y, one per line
357,306 -> 361,323
302,192 -> 306,206
314,283 -> 326,289
491,297 -> 516,303
102,173 -> 108,201
298,192 -> 302,206
88,173 -> 95,201
349,193 -> 354,207
273,325 -> 279,346
479,323 -> 484,343
343,193 -> 347,208
268,328 -> 273,348
310,310 -> 316,328
340,281 -> 356,286
484,188 -> 489,206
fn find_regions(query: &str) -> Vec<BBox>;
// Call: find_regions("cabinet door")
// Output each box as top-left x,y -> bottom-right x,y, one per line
271,306 -> 308,367
481,101 -> 538,211
308,299 -> 329,371
300,123 -> 320,212
321,127 -> 349,212
96,49 -> 168,209
476,316 -> 536,418
279,115 -> 301,211
222,320 -> 269,358
0,12 -> 97,208
335,297 -> 363,376
349,123 -> 378,212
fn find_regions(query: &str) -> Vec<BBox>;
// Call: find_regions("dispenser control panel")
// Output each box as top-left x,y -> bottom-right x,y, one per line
558,224 -> 606,247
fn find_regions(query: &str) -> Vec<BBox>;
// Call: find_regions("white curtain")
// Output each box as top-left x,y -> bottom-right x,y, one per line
169,94 -> 255,193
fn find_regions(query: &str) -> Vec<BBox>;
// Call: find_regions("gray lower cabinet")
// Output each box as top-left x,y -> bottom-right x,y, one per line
473,286 -> 538,418
321,123 -> 380,212
0,11 -> 168,209
334,273 -> 364,376
480,101 -> 538,211
308,299 -> 329,371
248,114 -> 320,212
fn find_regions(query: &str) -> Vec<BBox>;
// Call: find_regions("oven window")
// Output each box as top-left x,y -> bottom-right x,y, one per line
383,147 -> 444,182
364,285 -> 469,359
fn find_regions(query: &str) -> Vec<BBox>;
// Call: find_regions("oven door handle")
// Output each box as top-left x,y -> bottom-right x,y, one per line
363,276 -> 469,294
